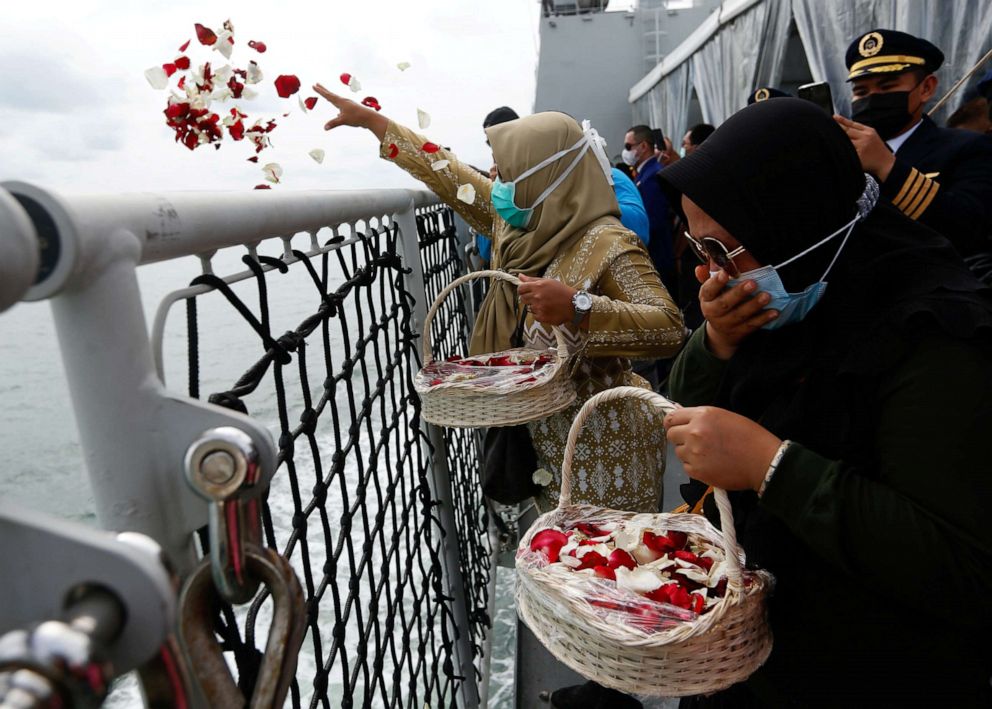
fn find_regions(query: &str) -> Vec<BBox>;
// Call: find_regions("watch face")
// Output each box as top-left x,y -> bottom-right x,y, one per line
574,292 -> 593,311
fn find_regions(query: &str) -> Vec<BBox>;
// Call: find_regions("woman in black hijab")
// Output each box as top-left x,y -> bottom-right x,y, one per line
660,98 -> 992,707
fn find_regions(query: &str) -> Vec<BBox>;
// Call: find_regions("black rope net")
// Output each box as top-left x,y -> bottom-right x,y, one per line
176,206 -> 492,708
415,205 -> 494,688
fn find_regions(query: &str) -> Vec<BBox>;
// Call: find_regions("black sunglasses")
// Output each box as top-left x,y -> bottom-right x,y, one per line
685,233 -> 747,277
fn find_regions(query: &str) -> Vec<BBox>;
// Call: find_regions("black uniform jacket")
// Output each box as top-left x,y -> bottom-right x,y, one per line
880,115 -> 992,256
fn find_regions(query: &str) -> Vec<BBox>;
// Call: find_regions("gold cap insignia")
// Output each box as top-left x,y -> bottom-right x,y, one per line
754,88 -> 770,101
859,32 -> 884,58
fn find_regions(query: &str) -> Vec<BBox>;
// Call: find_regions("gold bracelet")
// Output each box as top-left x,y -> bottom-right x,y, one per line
758,440 -> 792,498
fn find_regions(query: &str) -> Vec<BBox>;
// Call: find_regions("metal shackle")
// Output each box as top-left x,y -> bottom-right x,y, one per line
184,427 -> 264,604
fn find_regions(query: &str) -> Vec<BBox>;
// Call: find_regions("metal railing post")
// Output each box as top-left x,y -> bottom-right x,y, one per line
393,197 -> 481,708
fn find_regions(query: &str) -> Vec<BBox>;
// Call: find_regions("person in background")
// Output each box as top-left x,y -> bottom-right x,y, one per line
834,29 -> 992,266
623,124 -> 676,296
613,160 -> 635,180
746,86 -> 791,105
664,97 -> 992,707
652,127 -> 681,167
680,123 -> 715,157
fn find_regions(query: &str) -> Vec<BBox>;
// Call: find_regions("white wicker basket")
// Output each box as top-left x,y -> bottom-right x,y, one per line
416,270 -> 577,428
516,386 -> 774,697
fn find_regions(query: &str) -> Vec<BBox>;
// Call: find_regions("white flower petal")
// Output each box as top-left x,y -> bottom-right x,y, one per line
532,467 -> 553,485
456,183 -> 476,205
613,525 -> 643,552
417,108 -> 431,129
397,61 -> 411,71
430,159 -> 450,172
574,543 -> 610,559
298,96 -> 309,113
308,149 -> 325,164
144,66 -> 169,90
262,162 -> 283,184
246,61 -> 263,85
213,64 -> 233,84
559,540 -> 579,558
615,566 -> 664,594
213,32 -> 234,59
558,555 -> 582,569
675,566 -> 711,583
631,544 -> 664,565
348,75 -> 361,92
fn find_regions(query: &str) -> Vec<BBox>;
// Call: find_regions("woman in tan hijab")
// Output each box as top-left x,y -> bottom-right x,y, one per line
314,84 -> 684,513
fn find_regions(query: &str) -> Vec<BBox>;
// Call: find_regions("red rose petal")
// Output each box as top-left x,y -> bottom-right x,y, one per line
247,156 -> 259,163
607,549 -> 636,571
387,143 -> 399,159
274,74 -> 301,98
691,593 -> 705,614
178,39 -> 191,52
228,120 -> 245,141
162,63 -> 177,77
177,76 -> 186,90
194,23 -> 217,46
248,40 -> 267,53
673,550 -> 703,567
339,73 -> 352,86
422,142 -> 441,153
575,551 -> 608,571
361,96 -> 381,111
575,522 -> 610,537
529,529 -> 568,563
593,565 -> 616,581
175,56 -> 190,70
254,184 -> 272,190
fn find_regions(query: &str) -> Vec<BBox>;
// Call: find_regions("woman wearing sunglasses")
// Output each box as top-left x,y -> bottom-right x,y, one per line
661,98 -> 992,705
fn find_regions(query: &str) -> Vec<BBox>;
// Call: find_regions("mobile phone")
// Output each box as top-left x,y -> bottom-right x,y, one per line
797,82 -> 835,115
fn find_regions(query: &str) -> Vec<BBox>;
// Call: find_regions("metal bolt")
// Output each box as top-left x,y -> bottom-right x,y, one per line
200,451 -> 238,485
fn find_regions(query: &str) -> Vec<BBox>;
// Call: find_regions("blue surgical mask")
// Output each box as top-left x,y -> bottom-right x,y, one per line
727,214 -> 860,330
490,120 -> 612,229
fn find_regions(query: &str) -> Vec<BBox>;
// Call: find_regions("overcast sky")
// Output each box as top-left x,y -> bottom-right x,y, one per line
0,0 -> 543,194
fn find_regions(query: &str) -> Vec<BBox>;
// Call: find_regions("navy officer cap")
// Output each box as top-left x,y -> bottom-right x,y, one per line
845,29 -> 944,81
747,87 -> 791,104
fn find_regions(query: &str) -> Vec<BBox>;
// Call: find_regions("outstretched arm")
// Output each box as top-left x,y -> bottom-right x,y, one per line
314,84 -> 496,236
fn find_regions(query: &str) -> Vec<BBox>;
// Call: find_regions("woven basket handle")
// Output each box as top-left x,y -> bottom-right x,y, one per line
557,385 -> 745,590
422,269 -> 570,366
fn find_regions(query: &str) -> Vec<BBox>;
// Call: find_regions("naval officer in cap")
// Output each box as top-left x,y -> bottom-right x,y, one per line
834,29 -> 992,265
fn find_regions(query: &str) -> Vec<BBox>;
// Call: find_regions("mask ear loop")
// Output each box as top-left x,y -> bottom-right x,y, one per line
522,140 -> 591,210
510,133 -> 588,186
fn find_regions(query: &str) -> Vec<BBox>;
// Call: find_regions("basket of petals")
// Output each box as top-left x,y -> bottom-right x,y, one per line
415,270 -> 577,428
516,386 -> 774,697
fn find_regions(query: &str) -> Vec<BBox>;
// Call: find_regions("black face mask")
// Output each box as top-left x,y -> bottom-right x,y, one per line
850,82 -> 923,140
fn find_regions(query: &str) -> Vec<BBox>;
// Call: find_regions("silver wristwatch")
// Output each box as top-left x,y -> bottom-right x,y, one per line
571,290 -> 593,326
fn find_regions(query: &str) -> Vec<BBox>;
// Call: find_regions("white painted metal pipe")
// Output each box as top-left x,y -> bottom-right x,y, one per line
0,189 -> 39,313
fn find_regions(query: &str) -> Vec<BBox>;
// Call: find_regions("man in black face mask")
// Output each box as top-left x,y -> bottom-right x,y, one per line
834,29 -> 992,262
